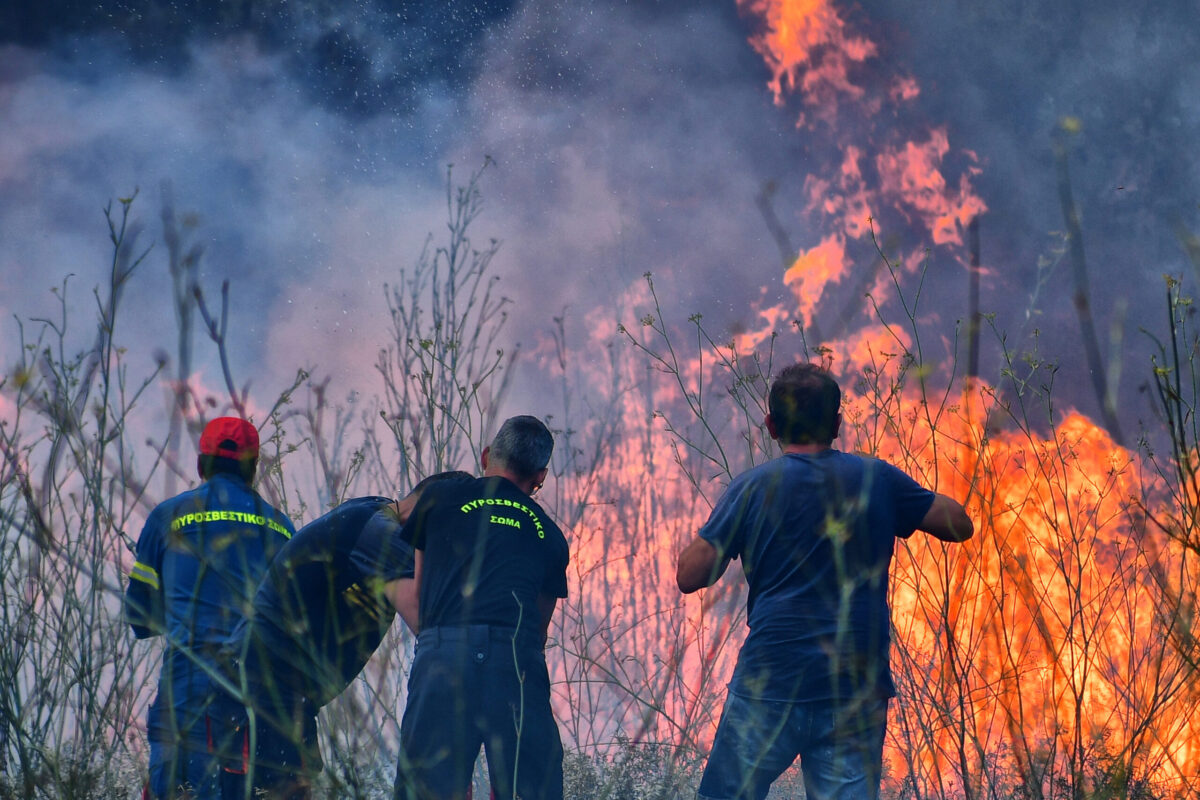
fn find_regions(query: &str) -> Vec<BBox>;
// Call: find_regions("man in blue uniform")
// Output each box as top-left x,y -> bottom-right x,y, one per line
125,416 -> 296,799
393,416 -> 570,800
220,470 -> 472,799
676,363 -> 974,800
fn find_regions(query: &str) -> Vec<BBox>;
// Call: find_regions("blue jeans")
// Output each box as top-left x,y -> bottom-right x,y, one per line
697,692 -> 889,800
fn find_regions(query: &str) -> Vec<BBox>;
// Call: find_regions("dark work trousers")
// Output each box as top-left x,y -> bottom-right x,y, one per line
145,673 -> 227,800
394,625 -> 564,800
216,665 -> 321,799
248,692 -> 320,800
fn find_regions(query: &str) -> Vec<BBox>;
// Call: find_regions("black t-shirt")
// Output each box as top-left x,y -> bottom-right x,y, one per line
402,476 -> 569,636
230,496 -> 415,706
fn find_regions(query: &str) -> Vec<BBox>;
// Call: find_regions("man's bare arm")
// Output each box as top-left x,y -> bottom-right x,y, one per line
676,537 -> 725,594
384,549 -> 423,633
919,494 -> 974,542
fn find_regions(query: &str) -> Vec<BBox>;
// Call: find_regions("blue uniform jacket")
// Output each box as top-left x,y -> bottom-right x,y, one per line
125,472 -> 295,740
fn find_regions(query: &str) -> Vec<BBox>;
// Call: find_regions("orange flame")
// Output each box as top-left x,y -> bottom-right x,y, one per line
737,0 -> 877,121
875,130 -> 986,246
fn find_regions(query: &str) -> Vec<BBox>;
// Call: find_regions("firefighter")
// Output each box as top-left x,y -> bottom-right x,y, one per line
393,416 -> 569,800
125,416 -> 296,799
220,470 -> 472,799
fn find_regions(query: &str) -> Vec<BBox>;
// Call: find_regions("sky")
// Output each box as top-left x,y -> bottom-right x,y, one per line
2,0 -> 1197,448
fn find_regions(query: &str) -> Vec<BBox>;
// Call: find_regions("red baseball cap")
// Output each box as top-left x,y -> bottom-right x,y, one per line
199,417 -> 260,460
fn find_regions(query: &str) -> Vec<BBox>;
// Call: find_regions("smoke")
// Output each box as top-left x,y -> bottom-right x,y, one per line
849,0 -> 1200,419
1,0 -> 1196,436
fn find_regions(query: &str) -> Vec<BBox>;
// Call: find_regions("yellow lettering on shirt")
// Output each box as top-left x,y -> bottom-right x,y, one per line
169,509 -> 291,539
460,497 -> 546,539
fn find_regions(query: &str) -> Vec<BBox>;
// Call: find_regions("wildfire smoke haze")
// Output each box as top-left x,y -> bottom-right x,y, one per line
2,0 -> 1199,797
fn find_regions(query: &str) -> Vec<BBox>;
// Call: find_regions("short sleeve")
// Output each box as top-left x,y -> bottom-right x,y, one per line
881,462 -> 937,538
539,525 -> 570,599
350,504 -> 415,582
697,475 -> 757,563
400,485 -> 445,551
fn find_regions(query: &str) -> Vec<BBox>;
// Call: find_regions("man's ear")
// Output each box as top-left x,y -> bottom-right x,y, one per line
832,412 -> 843,441
533,467 -> 549,494
480,446 -> 490,472
765,413 -> 780,441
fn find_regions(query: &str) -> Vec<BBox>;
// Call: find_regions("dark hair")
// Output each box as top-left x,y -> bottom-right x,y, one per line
412,470 -> 473,493
489,415 -> 554,480
768,363 -> 841,445
198,454 -> 257,484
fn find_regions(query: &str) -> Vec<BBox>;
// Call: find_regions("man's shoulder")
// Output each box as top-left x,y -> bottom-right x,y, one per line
481,483 -> 567,550
189,473 -> 276,510
332,495 -> 393,515
421,476 -> 482,505
521,498 -> 568,565
837,451 -> 915,483
732,453 -> 823,485
450,476 -> 537,507
724,450 -> 882,494
531,500 -> 567,543
144,482 -> 209,522
291,496 -> 391,543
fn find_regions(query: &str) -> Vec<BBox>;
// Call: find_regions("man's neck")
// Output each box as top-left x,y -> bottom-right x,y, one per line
780,442 -> 833,456
484,467 -> 537,496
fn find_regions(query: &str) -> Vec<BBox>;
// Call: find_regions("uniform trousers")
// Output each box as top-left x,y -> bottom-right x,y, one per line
395,625 -> 563,800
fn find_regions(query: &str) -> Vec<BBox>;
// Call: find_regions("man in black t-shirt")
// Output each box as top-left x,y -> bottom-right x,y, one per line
222,471 -> 471,799
392,416 -> 570,800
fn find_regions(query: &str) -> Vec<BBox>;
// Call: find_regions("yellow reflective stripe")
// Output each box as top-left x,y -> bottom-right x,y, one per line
130,561 -> 160,590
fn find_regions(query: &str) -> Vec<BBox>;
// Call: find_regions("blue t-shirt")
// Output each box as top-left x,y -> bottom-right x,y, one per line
699,449 -> 934,703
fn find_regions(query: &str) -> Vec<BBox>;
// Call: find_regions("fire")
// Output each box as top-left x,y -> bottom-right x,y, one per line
549,1 -> 1200,795
561,300 -> 1194,792
737,0 -> 877,119
875,130 -> 986,246
784,234 -> 846,321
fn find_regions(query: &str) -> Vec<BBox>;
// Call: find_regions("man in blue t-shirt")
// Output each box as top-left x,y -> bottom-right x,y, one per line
220,470 -> 472,799
676,363 -> 973,800
125,417 -> 296,799
392,415 -> 570,800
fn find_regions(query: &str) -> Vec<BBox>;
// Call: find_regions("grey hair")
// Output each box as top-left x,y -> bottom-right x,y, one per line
489,415 -> 554,479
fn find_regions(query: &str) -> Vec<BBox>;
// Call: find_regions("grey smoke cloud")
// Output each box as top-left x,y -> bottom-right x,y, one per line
1,0 -> 1195,438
